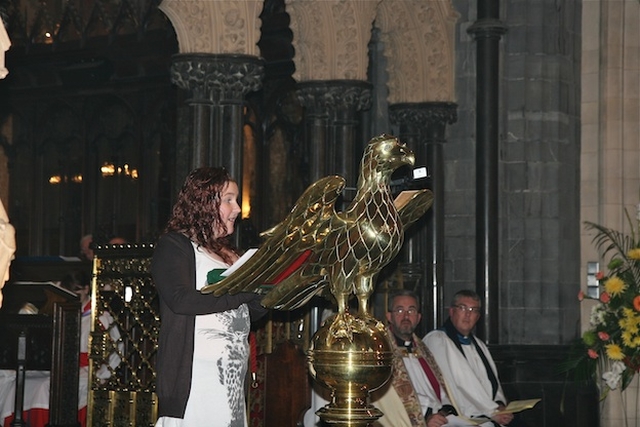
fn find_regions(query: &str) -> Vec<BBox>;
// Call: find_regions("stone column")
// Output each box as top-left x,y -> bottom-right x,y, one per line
467,0 -> 506,344
158,0 -> 264,215
390,102 -> 457,332
170,54 -> 264,184
296,80 -> 371,187
285,0 -> 377,189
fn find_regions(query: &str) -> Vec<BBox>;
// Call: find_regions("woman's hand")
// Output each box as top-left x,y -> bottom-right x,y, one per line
241,292 -> 269,320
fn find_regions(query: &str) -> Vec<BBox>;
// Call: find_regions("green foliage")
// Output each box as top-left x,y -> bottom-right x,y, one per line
575,211 -> 640,394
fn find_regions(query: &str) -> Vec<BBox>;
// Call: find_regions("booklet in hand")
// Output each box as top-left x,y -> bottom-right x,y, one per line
493,398 -> 541,415
206,248 -> 259,285
221,248 -> 258,277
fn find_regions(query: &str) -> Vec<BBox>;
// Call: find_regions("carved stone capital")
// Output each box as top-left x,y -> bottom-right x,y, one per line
170,53 -> 264,101
467,18 -> 508,40
389,102 -> 457,138
296,80 -> 372,116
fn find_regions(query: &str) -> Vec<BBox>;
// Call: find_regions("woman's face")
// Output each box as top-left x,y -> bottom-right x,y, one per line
217,181 -> 241,238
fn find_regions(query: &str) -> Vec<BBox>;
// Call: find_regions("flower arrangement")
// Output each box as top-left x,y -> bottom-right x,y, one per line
572,210 -> 640,397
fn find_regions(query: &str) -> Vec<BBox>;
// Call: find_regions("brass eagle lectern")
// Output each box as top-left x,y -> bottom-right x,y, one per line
202,134 -> 433,426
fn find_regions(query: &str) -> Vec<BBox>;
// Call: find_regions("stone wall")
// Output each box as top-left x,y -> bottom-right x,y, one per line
444,0 -> 582,344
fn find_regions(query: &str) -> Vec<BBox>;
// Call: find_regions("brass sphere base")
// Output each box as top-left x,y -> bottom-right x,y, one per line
308,311 -> 393,427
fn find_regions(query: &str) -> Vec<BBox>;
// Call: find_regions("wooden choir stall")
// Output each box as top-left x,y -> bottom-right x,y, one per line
0,258 -> 83,427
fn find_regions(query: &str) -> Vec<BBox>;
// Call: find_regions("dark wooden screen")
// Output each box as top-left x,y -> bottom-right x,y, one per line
87,243 -> 158,427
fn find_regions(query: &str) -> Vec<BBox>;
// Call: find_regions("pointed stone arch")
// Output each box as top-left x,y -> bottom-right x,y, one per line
159,0 -> 263,54
285,0 -> 379,81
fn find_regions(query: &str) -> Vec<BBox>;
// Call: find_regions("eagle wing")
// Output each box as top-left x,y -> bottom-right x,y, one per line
200,175 -> 346,307
394,189 -> 434,231
267,188 -> 435,311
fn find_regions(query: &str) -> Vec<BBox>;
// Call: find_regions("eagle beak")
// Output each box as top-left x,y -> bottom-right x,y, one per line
394,143 -> 415,167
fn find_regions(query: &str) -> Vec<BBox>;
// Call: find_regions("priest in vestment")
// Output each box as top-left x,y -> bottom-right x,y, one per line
371,290 -> 492,427
423,290 -> 516,427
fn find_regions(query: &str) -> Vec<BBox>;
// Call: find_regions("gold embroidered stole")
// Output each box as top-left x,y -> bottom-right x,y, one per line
386,329 -> 445,427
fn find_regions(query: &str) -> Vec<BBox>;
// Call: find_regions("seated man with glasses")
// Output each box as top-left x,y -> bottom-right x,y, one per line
371,290 -> 485,427
423,290 -> 517,427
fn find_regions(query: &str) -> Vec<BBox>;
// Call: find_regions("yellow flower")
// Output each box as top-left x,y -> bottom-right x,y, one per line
606,343 -> 626,360
605,276 -> 627,296
628,248 -> 640,260
622,331 -> 635,347
621,310 -> 637,322
620,315 -> 640,335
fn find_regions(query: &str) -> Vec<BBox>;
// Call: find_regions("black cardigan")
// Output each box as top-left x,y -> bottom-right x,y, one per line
152,232 -> 266,418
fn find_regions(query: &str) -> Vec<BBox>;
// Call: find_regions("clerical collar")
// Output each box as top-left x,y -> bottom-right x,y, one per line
393,335 -> 414,352
457,333 -> 471,345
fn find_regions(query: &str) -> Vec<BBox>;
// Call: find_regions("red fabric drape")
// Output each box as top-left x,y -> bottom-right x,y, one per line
3,407 -> 86,427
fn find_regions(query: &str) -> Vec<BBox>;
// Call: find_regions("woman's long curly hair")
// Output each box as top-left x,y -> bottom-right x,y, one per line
165,167 -> 238,263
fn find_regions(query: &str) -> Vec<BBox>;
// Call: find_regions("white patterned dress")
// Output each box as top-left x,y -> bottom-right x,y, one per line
156,244 -> 250,427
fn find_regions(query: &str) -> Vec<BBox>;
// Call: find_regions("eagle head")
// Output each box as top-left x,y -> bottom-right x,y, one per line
361,134 -> 415,179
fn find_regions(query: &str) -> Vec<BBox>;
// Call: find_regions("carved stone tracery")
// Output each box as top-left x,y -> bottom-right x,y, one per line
159,0 -> 263,55
377,0 -> 459,103
284,0 -> 458,102
285,0 -> 379,81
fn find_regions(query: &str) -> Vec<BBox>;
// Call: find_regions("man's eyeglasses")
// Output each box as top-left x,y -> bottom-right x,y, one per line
390,308 -> 418,315
453,304 -> 481,314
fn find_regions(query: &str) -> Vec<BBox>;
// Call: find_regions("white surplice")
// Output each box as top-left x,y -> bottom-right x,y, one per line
423,330 -> 506,421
